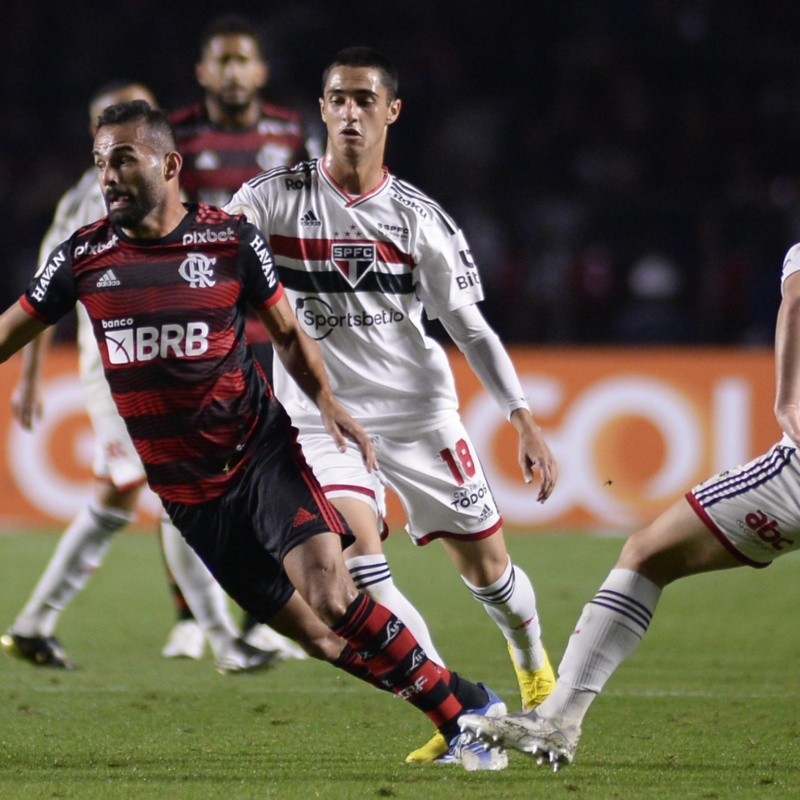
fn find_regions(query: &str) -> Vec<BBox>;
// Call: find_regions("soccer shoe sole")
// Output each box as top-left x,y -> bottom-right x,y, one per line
459,712 -> 577,772
1,632 -> 77,669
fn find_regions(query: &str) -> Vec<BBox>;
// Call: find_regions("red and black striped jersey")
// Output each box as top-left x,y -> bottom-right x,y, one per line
169,102 -> 317,208
21,204 -> 284,504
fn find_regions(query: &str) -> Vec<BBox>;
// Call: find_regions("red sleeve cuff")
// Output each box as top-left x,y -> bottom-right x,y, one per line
255,282 -> 284,311
19,295 -> 48,323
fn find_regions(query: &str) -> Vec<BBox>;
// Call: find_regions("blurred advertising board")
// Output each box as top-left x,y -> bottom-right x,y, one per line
0,345 -> 778,532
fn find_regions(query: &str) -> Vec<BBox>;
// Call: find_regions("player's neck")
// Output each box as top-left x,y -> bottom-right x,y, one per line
322,151 -> 385,197
205,96 -> 260,128
121,198 -> 188,240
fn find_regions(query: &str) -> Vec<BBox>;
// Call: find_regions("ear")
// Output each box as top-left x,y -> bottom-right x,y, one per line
195,62 -> 208,91
164,150 -> 182,181
319,96 -> 326,122
386,97 -> 402,126
257,60 -> 269,90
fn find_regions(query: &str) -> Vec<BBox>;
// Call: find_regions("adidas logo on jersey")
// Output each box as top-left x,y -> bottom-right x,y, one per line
300,210 -> 322,226
96,269 -> 121,288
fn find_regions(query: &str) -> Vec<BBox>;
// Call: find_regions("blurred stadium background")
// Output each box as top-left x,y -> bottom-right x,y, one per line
1,0 -> 798,531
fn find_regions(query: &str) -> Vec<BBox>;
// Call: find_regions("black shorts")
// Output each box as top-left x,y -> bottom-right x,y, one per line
164,397 -> 354,621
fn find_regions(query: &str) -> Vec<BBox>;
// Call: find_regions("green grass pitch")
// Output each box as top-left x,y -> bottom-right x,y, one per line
1,529 -> 799,799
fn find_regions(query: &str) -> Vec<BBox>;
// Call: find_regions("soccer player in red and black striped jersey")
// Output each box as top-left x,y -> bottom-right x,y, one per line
0,100 -> 508,769
169,15 -> 318,209
163,14 -> 321,659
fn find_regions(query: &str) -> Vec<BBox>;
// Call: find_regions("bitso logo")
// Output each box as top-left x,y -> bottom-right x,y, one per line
178,253 -> 216,288
331,242 -> 376,287
103,321 -> 210,364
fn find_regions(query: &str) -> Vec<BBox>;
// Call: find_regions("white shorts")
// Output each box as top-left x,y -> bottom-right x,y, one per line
299,418 -> 502,546
687,442 -> 800,567
90,407 -> 147,490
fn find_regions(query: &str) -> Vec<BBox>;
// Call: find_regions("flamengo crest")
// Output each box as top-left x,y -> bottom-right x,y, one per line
179,253 -> 217,288
331,242 -> 376,287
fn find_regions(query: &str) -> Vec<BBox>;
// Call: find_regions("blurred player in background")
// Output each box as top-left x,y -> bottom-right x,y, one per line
1,82 -> 277,674
225,46 -> 559,763
158,13 -> 319,662
460,244 -> 800,769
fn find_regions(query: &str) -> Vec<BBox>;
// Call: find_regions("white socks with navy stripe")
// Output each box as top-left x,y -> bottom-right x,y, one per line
346,553 -> 445,666
538,568 -> 662,725
462,558 -> 545,671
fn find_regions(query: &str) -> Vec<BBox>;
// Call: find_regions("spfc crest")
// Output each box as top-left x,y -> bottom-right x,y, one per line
331,242 -> 376,287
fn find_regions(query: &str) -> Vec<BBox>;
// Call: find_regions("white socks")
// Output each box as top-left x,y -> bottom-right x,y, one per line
346,553 -> 445,666
159,517 -> 238,659
12,503 -> 133,637
462,559 -> 545,670
540,568 -> 662,726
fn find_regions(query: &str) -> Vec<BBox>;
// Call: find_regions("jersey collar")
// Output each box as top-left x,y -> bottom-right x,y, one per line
318,158 -> 390,208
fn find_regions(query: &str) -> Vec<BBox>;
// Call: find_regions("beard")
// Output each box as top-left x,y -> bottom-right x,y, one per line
214,87 -> 257,117
105,189 -> 155,229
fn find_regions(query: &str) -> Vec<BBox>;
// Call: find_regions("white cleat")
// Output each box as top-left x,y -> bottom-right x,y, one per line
242,624 -> 308,661
215,638 -> 281,674
459,710 -> 580,771
161,620 -> 205,660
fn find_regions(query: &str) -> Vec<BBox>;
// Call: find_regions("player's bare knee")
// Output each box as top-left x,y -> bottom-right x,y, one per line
298,630 -> 345,662
304,581 -> 356,626
616,528 -> 666,579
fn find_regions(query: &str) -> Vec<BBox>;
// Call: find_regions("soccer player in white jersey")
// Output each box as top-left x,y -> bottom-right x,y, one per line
224,46 -> 559,763
460,245 -> 800,770
1,82 -> 283,674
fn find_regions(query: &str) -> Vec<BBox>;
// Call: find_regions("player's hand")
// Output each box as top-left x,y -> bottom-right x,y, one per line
511,409 -> 558,503
11,378 -> 42,431
318,396 -> 377,471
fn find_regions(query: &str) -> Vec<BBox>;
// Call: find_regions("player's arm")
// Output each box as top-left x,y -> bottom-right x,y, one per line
11,327 -> 55,430
774,269 -> 800,446
0,302 -> 50,366
438,303 -> 558,502
254,293 -> 377,471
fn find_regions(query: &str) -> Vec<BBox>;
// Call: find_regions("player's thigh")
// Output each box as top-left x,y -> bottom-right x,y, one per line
165,498 -> 294,621
90,408 -> 146,492
621,443 -> 800,582
299,430 -> 385,523
378,420 -> 501,545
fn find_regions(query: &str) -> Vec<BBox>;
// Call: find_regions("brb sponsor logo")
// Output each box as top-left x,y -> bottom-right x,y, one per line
294,296 -> 403,340
102,319 -> 210,364
743,509 -> 793,551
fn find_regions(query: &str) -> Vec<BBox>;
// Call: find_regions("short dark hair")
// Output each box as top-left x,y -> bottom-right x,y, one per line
96,100 -> 176,151
199,14 -> 264,59
321,46 -> 399,101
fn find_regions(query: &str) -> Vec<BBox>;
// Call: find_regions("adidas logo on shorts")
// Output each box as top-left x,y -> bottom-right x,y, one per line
96,269 -> 121,288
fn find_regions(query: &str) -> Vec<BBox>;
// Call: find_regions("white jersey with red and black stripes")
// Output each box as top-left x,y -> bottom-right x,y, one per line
226,158 -> 485,435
